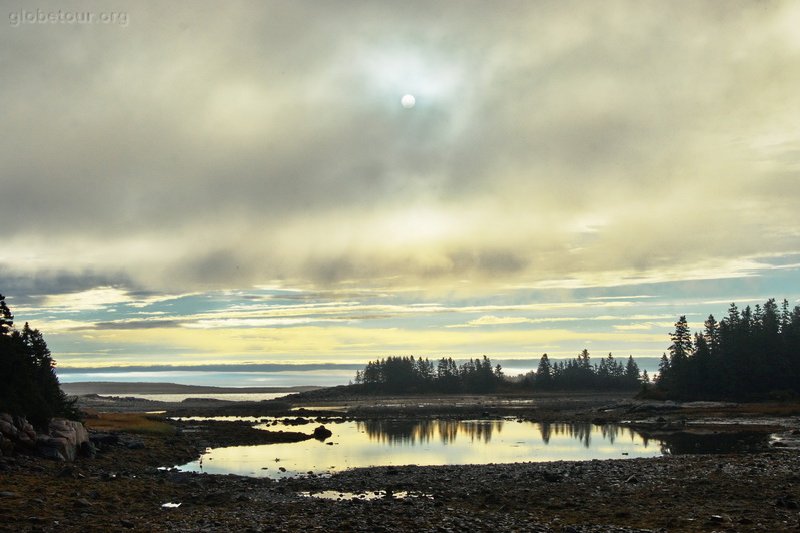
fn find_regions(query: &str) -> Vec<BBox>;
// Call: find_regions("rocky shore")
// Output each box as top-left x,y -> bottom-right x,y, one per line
0,393 -> 798,532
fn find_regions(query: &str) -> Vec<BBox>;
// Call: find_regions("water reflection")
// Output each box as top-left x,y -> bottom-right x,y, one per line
358,419 -> 648,449
358,419 -> 504,445
174,419 -> 663,479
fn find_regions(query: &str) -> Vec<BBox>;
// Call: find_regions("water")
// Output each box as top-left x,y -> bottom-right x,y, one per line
56,368 -> 356,388
174,419 -> 663,479
114,393 -> 290,402
298,490 -> 432,501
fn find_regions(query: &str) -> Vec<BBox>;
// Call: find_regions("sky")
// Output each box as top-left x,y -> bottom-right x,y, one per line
2,1 -> 799,370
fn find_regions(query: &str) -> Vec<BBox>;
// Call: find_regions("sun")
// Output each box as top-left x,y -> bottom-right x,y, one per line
358,48 -> 463,108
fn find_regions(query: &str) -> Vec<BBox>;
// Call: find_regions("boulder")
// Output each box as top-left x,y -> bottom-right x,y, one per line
0,414 -> 90,461
35,419 -> 91,461
0,419 -> 18,440
90,433 -> 119,447
49,419 -> 89,449
0,434 -> 11,456
312,425 -> 333,440
37,436 -> 67,461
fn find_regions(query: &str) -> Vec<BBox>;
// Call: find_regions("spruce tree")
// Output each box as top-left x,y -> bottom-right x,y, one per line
0,295 -> 77,428
535,353 -> 553,389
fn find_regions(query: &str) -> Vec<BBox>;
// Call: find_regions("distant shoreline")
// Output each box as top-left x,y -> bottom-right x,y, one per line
60,381 -> 322,396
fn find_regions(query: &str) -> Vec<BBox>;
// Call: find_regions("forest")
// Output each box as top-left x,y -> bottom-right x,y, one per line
355,298 -> 800,401
653,298 -> 800,400
0,294 -> 77,427
353,352 -> 645,394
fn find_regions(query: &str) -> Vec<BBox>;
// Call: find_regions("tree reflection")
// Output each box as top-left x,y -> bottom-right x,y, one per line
358,419 -> 503,444
358,419 -> 651,449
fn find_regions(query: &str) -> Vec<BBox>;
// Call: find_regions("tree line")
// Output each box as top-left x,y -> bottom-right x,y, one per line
0,294 -> 77,428
354,352 -> 646,394
654,298 -> 800,400
354,355 -> 505,393
521,351 -> 645,391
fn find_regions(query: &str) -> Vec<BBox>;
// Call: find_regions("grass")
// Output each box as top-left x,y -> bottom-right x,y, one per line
84,412 -> 176,436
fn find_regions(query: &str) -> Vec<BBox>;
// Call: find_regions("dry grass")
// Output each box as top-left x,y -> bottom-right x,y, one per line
84,412 -> 176,435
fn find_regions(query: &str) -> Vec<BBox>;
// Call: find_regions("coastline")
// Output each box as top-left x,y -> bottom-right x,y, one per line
1,392 -> 799,532
60,382 -> 321,396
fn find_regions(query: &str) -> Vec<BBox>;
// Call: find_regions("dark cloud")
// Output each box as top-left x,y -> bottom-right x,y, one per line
0,267 -> 134,304
2,1 -> 799,294
82,319 -> 183,330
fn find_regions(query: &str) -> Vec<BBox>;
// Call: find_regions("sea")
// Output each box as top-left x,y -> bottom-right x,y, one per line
56,368 -> 359,388
55,359 -> 663,401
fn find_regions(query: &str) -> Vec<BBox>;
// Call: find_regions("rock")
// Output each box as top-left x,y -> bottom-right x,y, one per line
58,466 -> 77,478
49,419 -> 89,448
19,419 -> 36,441
0,491 -> 17,498
36,436 -> 68,461
0,419 -> 18,439
125,440 -> 145,450
74,498 -> 93,508
79,441 -> 97,458
33,419 -> 91,461
0,434 -> 13,457
90,433 -> 119,447
313,425 -> 333,440
624,475 -> 639,484
776,496 -> 798,509
542,471 -> 562,483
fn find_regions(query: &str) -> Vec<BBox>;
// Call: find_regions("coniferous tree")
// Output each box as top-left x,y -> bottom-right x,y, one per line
0,294 -> 77,428
653,298 -> 800,400
703,314 -> 720,355
0,295 -> 13,335
624,355 -> 640,387
535,353 -> 553,389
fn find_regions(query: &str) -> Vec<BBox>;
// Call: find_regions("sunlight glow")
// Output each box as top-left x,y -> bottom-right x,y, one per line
360,48 -> 464,103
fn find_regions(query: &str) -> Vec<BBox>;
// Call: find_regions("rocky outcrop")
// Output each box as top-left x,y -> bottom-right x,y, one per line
0,413 -> 36,455
0,413 -> 92,461
37,418 -> 92,461
312,425 -> 332,441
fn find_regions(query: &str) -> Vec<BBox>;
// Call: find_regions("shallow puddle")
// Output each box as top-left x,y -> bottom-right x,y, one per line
173,419 -> 668,479
298,490 -> 433,501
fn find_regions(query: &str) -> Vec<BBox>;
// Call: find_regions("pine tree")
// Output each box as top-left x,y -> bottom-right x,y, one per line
625,355 -> 640,387
0,295 -> 77,428
703,314 -> 720,354
669,316 -> 693,363
0,294 -> 13,335
535,353 -> 553,389
657,353 -> 671,385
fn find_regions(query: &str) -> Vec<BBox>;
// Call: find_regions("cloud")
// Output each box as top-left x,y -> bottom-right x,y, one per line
2,1 -> 799,298
84,319 -> 184,330
2,2 -> 799,370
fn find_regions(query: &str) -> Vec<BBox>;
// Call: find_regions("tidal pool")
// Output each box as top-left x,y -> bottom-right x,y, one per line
174,419 -> 665,479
